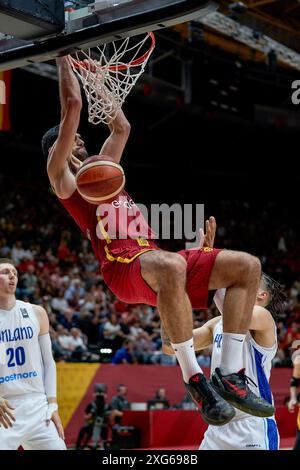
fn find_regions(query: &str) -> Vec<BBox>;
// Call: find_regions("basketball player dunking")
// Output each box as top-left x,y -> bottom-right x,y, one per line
42,55 -> 273,425
0,259 -> 66,450
163,272 -> 285,450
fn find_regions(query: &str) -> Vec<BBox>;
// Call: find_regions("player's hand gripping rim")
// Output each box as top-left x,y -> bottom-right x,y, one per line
0,397 -> 15,428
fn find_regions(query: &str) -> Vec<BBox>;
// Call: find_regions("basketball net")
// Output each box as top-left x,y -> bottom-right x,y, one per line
69,32 -> 155,125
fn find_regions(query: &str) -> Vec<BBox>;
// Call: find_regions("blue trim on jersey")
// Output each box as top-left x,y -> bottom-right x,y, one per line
263,419 -> 269,450
253,347 -> 272,404
249,343 -> 256,375
266,419 -> 279,450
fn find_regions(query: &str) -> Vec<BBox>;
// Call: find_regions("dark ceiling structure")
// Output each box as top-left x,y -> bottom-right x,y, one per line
219,0 -> 300,52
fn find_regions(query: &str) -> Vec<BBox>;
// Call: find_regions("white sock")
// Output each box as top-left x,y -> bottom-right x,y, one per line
171,338 -> 202,383
220,332 -> 246,375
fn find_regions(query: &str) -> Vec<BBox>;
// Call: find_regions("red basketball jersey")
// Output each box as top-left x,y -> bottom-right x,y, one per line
58,189 -> 158,268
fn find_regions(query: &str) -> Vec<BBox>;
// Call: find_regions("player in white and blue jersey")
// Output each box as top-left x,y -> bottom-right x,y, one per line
163,273 -> 285,450
0,258 -> 66,450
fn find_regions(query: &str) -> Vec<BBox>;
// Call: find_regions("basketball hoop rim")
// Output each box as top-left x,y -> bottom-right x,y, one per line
69,32 -> 155,72
69,31 -> 156,73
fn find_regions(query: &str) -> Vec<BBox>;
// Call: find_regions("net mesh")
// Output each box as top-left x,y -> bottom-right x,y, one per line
69,32 -> 155,125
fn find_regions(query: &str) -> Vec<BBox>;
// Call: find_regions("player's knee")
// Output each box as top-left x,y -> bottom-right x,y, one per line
245,253 -> 261,278
238,253 -> 261,282
140,252 -> 186,290
159,253 -> 187,282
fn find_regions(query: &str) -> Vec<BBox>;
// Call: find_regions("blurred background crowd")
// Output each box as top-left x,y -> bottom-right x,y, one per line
1,176 -> 299,369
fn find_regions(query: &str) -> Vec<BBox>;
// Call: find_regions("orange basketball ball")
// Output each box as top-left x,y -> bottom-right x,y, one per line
75,155 -> 125,204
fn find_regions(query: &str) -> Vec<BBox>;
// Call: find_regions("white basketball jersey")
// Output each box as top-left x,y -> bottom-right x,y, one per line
0,300 -> 45,398
211,319 -> 277,421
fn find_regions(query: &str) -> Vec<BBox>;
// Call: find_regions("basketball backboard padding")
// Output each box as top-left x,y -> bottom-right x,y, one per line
0,0 -> 218,71
0,0 -> 65,39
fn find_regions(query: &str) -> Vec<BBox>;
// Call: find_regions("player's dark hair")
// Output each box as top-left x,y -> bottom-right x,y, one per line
41,125 -> 60,158
261,272 -> 287,321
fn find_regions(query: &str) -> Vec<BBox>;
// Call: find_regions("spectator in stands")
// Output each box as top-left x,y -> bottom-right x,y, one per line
80,292 -> 96,312
68,327 -> 88,361
59,307 -> 79,330
111,340 -> 137,364
64,278 -> 85,306
158,351 -> 177,366
11,241 -> 29,264
49,312 -> 59,330
102,313 -> 127,351
147,387 -> 170,410
57,238 -> 71,265
281,322 -> 300,354
21,265 -> 37,299
129,322 -> 156,364
51,289 -> 69,314
56,325 -> 73,359
82,253 -> 99,274
0,236 -> 10,258
109,385 -> 131,424
50,329 -> 66,361
77,308 -> 100,342
49,267 -> 64,290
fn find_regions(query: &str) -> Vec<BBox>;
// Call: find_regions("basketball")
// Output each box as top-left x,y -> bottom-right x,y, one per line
75,155 -> 125,204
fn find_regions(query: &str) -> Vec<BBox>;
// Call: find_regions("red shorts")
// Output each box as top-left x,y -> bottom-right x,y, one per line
101,241 -> 222,309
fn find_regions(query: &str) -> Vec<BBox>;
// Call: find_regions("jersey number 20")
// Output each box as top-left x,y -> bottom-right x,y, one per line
6,347 -> 26,367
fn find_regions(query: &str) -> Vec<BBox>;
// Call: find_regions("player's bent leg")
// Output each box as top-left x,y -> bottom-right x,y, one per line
140,250 -> 235,427
140,250 -> 191,343
209,250 -> 261,333
208,250 -> 274,418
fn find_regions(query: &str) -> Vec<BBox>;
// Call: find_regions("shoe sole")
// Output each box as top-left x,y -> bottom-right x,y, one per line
199,407 -> 236,427
187,393 -> 236,426
211,384 -> 274,418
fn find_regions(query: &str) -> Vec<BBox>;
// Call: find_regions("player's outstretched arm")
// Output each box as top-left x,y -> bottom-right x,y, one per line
162,317 -> 218,356
214,289 -> 276,347
200,217 -> 217,249
47,57 -> 82,198
288,356 -> 300,413
99,108 -> 131,164
34,305 -> 65,440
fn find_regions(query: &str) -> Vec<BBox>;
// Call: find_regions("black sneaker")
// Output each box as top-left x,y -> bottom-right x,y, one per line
211,368 -> 274,417
185,373 -> 235,426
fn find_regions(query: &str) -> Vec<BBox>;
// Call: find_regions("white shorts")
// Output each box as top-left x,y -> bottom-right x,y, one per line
200,416 -> 279,450
0,393 -> 66,450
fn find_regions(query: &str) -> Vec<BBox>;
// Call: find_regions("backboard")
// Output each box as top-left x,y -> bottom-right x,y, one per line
0,0 -> 218,71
